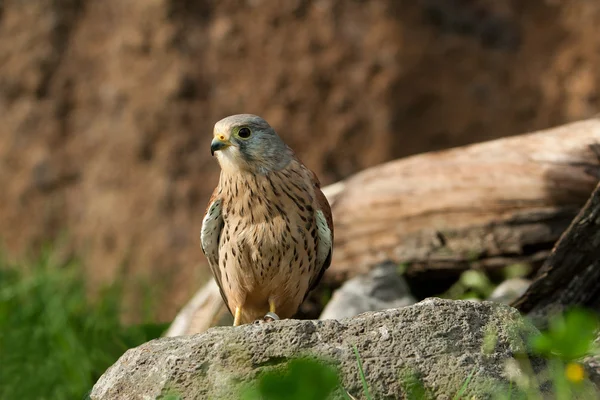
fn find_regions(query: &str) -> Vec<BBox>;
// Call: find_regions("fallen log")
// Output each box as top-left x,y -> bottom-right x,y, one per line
164,279 -> 232,337
167,118 -> 600,336
328,119 -> 600,283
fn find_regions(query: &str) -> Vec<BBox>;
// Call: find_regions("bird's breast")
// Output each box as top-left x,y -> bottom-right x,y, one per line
219,171 -> 317,279
216,168 -> 320,318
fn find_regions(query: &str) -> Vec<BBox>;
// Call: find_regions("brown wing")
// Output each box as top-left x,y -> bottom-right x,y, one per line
306,170 -> 334,297
200,187 -> 231,314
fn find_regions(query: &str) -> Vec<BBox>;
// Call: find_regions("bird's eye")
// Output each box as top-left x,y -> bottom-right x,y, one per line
238,127 -> 251,139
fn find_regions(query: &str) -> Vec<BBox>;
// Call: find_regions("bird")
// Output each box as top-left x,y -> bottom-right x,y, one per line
200,114 -> 334,326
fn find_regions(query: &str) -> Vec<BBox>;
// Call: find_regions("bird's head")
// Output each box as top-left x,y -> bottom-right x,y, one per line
210,114 -> 291,174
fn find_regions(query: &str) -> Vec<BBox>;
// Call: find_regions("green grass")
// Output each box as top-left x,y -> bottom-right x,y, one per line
352,345 -> 373,400
452,367 -> 476,400
0,250 -> 169,400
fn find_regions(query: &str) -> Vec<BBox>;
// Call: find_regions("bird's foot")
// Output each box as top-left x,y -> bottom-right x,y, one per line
253,312 -> 280,325
263,312 -> 280,322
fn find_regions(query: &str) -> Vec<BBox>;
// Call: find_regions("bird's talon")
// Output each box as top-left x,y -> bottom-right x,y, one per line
263,312 -> 280,322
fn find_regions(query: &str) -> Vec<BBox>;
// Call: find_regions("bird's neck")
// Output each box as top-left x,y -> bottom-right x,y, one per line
217,152 -> 293,176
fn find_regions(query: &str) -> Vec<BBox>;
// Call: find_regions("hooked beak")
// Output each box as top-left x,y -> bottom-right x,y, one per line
210,137 -> 231,156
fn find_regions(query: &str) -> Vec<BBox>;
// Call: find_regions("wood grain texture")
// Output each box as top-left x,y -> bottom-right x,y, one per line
327,118 -> 600,282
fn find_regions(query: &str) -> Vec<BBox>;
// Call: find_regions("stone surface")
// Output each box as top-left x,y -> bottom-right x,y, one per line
91,298 -> 550,399
3,1 -> 600,321
320,262 -> 416,320
488,278 -> 531,304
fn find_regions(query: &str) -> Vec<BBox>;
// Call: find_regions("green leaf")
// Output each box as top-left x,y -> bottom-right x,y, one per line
530,308 -> 600,361
503,264 -> 531,280
399,368 -> 433,400
460,270 -> 494,295
245,358 -> 340,400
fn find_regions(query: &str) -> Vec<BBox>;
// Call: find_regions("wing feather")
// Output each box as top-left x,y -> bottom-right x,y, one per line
307,173 -> 334,296
200,188 -> 231,314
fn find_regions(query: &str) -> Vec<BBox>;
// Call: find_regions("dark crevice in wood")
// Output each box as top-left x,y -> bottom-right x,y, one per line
512,182 -> 600,322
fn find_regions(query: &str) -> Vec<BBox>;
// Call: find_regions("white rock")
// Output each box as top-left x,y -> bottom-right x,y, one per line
319,262 -> 416,320
488,278 -> 531,304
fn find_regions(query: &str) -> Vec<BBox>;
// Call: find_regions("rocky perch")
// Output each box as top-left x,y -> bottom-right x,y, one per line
91,298 -> 549,399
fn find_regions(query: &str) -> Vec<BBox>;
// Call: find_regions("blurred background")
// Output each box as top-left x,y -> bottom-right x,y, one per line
1,0 -> 599,398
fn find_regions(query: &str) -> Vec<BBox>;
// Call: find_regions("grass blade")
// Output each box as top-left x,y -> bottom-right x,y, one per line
452,367 -> 476,400
340,386 -> 357,400
352,345 -> 373,400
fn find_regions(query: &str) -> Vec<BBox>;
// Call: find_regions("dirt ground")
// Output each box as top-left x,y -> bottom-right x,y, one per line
1,0 -> 599,322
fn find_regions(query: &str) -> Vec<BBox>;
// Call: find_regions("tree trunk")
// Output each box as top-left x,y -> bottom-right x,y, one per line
510,171 -> 600,387
512,181 -> 600,321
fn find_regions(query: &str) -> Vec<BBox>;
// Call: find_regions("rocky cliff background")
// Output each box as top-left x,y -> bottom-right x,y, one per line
1,0 -> 599,322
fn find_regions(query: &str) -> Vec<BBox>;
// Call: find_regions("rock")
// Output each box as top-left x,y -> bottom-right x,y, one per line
91,298 -> 551,399
320,262 -> 416,320
585,354 -> 600,393
488,278 -> 531,304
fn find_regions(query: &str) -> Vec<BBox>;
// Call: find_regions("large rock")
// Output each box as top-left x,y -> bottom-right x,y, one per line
2,1 -> 600,322
91,298 -> 550,399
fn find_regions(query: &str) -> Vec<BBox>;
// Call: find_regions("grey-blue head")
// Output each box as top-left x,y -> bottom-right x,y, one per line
210,114 -> 292,174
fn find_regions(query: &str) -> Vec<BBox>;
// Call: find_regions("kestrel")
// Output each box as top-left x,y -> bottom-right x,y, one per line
200,114 -> 334,326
